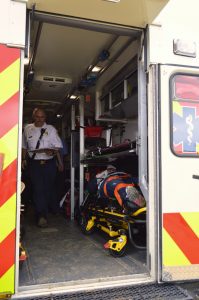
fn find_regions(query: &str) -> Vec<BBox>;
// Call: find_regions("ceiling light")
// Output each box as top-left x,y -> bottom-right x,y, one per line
70,95 -> 77,100
56,114 -> 62,118
92,66 -> 102,72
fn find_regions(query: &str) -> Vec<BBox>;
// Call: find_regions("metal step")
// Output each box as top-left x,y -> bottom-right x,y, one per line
18,283 -> 193,300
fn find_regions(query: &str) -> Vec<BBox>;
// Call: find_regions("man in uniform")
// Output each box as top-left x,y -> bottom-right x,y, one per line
22,108 -> 63,227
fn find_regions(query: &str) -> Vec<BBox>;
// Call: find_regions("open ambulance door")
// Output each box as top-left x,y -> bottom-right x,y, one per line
158,64 -> 199,281
138,30 -> 148,201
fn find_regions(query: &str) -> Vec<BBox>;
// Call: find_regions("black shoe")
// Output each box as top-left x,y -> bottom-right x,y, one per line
37,217 -> 48,228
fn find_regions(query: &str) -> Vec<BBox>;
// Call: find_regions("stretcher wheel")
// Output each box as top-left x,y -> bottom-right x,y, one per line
109,245 -> 127,257
80,215 -> 95,235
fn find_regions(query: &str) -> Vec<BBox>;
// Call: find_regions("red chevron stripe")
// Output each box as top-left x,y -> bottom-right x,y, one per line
0,230 -> 16,277
0,45 -> 20,73
163,213 -> 199,264
0,160 -> 17,207
0,92 -> 19,138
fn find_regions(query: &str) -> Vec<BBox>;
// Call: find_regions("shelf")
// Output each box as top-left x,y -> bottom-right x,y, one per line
81,148 -> 136,165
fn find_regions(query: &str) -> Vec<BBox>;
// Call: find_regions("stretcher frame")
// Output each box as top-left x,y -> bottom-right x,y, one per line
79,194 -> 146,257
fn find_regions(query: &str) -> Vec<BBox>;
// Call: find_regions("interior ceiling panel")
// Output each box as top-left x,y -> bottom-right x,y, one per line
25,0 -> 165,121
27,0 -> 169,28
25,23 -> 119,105
24,22 -> 126,120
34,23 -> 115,79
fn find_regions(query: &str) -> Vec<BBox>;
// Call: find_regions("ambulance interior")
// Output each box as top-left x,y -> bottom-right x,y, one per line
19,14 -> 149,290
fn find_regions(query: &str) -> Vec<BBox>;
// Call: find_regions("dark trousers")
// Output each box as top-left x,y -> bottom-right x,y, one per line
29,159 -> 57,218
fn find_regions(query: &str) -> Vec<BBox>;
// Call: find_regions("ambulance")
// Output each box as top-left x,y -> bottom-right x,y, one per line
0,0 -> 199,299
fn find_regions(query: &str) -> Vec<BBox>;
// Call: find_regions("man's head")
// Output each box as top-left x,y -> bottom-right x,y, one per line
32,108 -> 46,127
107,165 -> 116,174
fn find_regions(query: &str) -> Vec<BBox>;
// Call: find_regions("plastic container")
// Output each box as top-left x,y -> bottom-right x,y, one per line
84,126 -> 103,137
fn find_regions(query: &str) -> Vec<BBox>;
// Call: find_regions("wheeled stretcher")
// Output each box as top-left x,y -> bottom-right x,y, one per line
79,193 -> 146,257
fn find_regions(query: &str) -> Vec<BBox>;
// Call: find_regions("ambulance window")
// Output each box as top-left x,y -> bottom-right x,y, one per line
111,81 -> 124,108
126,70 -> 138,98
171,74 -> 199,156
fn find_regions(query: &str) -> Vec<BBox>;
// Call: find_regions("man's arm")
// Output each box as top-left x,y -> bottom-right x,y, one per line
49,126 -> 63,150
56,150 -> 64,172
22,148 -> 27,169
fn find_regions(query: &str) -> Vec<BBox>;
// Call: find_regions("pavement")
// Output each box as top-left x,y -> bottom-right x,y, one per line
178,281 -> 199,299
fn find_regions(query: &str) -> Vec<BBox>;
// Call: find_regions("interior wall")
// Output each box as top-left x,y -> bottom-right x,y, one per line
122,119 -> 138,141
111,119 -> 138,145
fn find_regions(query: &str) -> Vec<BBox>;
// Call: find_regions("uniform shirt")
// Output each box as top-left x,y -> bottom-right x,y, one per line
22,122 -> 63,160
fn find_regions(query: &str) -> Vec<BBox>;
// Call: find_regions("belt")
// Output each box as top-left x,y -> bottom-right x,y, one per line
29,158 -> 54,165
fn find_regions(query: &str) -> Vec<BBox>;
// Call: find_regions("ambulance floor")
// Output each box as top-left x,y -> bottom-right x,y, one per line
19,213 -> 147,287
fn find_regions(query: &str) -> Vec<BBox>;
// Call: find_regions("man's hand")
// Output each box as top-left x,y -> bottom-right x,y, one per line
43,148 -> 58,156
22,159 -> 27,169
57,163 -> 64,172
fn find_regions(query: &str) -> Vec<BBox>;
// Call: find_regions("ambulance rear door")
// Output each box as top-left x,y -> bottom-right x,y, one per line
158,64 -> 199,281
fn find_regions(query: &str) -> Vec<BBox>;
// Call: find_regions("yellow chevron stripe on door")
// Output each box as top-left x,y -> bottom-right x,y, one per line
0,125 -> 18,170
0,194 -> 16,243
163,228 -> 190,266
180,212 -> 199,238
0,59 -> 20,106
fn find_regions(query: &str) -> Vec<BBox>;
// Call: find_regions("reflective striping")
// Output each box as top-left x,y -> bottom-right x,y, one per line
0,45 -> 20,294
163,228 -> 190,266
0,229 -> 16,278
0,125 -> 18,170
0,194 -> 16,243
0,92 -> 19,138
114,183 -> 134,207
163,213 -> 199,264
0,45 -> 20,73
0,265 -> 15,294
0,160 -> 17,207
181,212 -> 199,238
0,59 -> 20,106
